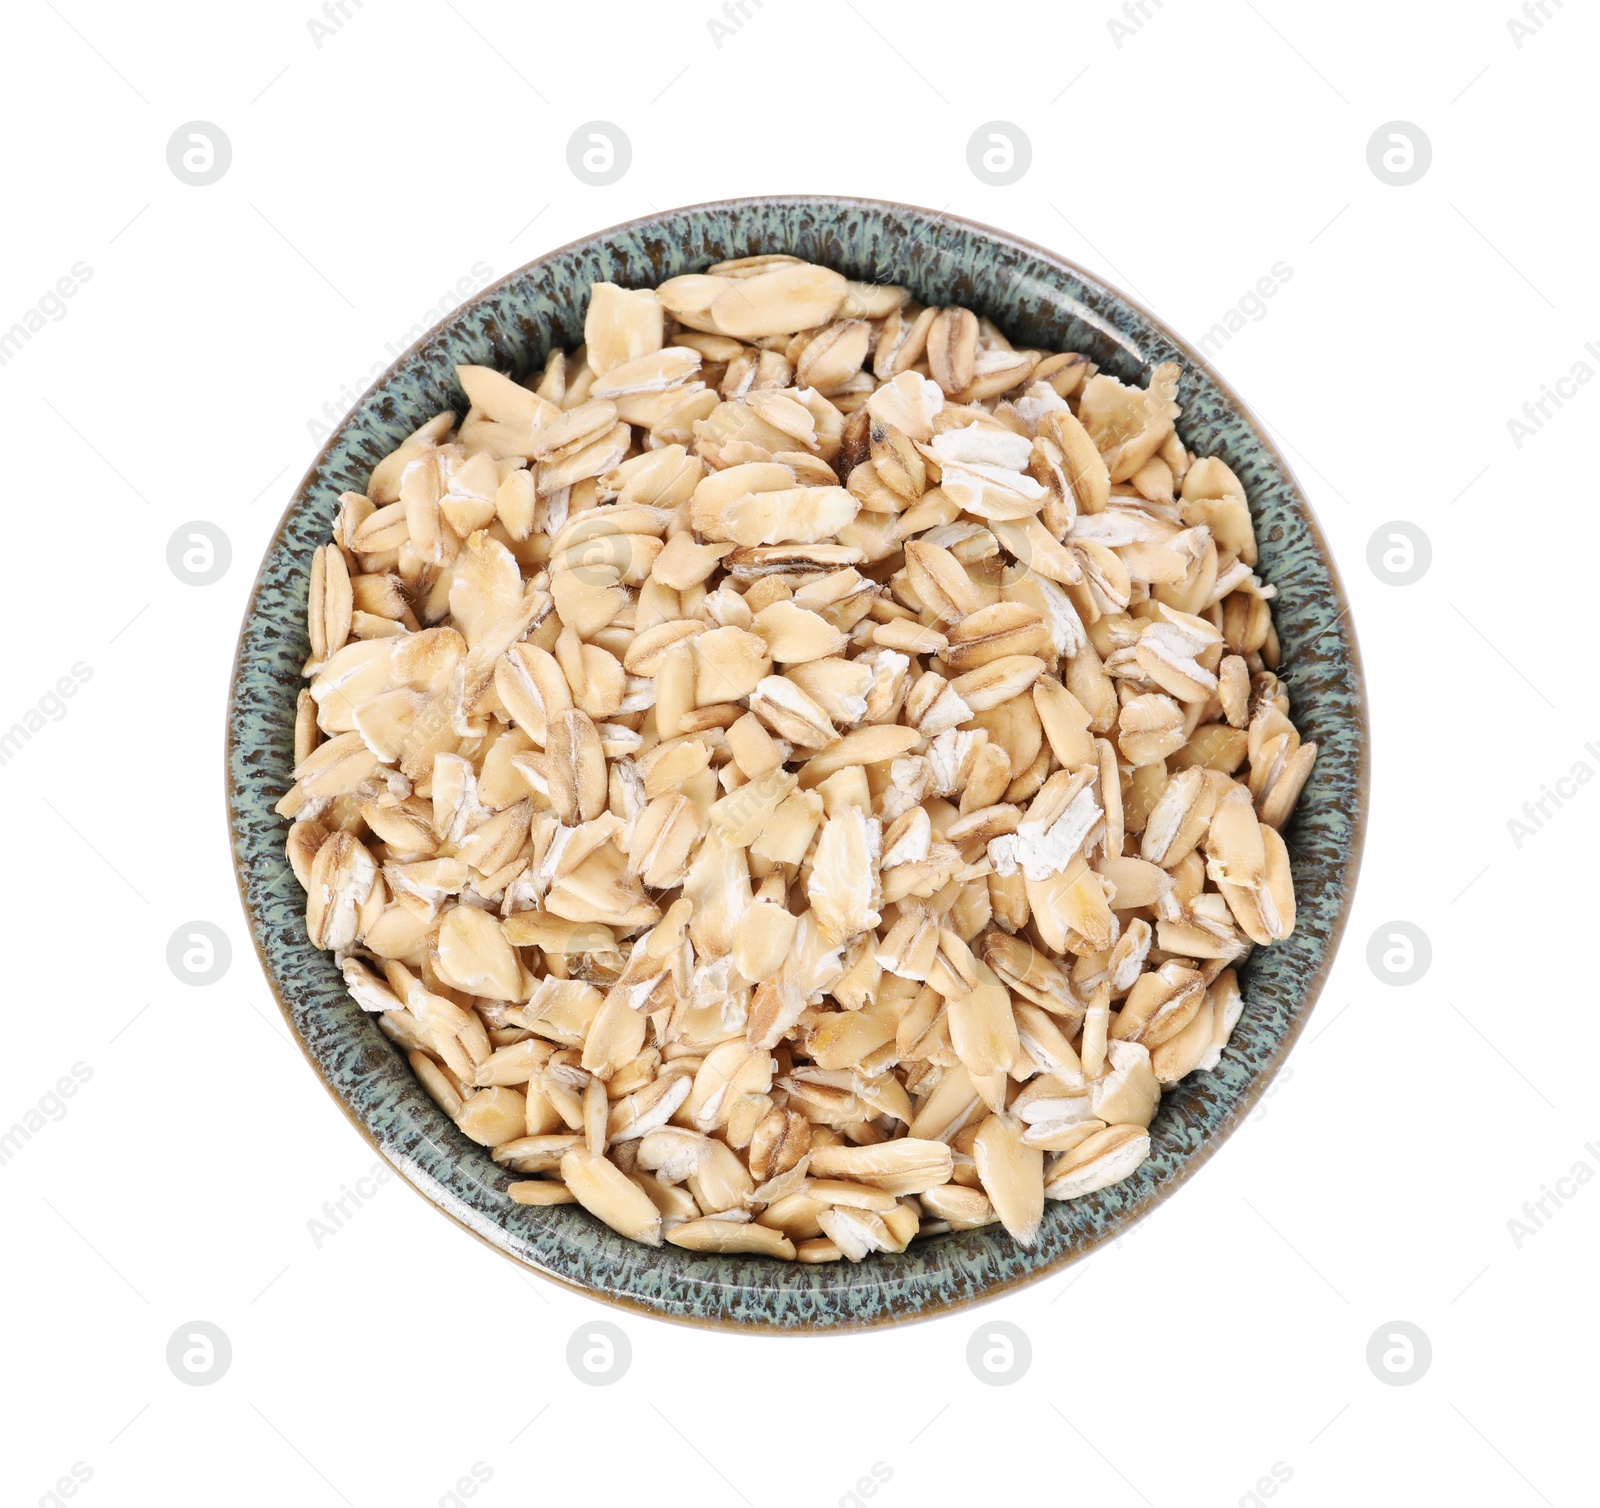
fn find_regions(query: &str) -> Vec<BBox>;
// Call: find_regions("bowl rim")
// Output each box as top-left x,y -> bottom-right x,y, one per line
226,193 -> 1370,1334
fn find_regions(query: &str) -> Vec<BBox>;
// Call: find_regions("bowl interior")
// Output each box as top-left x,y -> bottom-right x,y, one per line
227,197 -> 1367,1331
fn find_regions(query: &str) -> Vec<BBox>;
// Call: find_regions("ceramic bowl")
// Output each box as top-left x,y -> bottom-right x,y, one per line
227,196 -> 1368,1332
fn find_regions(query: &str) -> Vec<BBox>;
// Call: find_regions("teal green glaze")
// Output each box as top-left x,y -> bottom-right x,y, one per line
227,198 -> 1368,1332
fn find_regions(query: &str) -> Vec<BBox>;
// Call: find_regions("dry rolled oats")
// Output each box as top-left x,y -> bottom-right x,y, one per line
282,257 -> 1317,1261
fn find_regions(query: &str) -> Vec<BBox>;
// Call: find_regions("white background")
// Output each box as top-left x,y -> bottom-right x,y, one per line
2,1 -> 1592,1504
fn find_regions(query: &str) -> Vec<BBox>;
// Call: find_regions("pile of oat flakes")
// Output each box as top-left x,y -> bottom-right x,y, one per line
279,255 -> 1315,1261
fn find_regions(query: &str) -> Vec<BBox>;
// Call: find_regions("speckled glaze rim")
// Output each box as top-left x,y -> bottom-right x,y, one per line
227,196 -> 1368,1334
